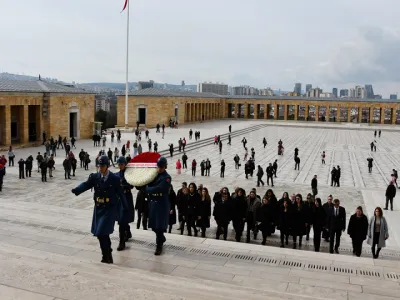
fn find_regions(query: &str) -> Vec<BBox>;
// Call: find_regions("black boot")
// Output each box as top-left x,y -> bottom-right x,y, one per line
299,237 -> 303,248
261,239 -> 266,246
201,231 -> 206,238
117,232 -> 126,251
371,247 -> 376,258
125,229 -> 132,241
155,245 -> 163,256
100,248 -> 107,263
108,248 -> 113,264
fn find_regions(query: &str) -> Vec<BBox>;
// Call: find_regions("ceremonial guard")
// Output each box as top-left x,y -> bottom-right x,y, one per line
71,156 -> 128,264
116,157 -> 134,251
144,156 -> 171,255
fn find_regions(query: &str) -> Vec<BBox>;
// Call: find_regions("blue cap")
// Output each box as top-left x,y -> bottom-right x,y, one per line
98,155 -> 109,167
117,156 -> 127,165
157,157 -> 168,168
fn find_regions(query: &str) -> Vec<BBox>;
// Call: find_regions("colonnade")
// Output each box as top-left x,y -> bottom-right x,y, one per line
185,102 -> 221,122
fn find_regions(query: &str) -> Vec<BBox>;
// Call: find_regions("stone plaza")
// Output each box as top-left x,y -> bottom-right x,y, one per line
1,119 -> 400,299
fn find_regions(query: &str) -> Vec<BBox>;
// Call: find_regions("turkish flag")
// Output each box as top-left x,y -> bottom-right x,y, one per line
121,0 -> 128,12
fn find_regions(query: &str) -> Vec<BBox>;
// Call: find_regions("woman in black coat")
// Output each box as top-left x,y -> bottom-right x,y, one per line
213,191 -> 232,240
278,200 -> 292,247
181,182 -> 201,236
135,190 -> 149,230
231,188 -> 247,242
196,187 -> 212,237
168,185 -> 177,233
278,192 -> 290,209
347,206 -> 368,257
257,196 -> 273,245
292,194 -> 307,249
311,198 -> 326,252
264,189 -> 278,235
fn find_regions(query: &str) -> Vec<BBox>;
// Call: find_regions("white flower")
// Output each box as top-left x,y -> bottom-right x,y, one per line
125,167 -> 158,187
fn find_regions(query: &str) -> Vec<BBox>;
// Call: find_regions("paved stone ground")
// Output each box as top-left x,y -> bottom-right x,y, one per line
1,120 -> 400,251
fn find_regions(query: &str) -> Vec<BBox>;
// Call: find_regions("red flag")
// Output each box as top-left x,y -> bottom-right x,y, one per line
121,0 -> 128,12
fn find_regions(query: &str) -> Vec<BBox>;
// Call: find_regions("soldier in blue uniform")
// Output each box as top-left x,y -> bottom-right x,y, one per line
116,156 -> 134,251
71,155 -> 128,264
143,156 -> 171,255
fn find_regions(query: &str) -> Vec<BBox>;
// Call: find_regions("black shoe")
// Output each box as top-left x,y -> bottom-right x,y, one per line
201,232 -> 206,238
384,208 -> 388,210
335,249 -> 339,254
261,240 -> 266,245
154,246 -> 162,256
117,235 -> 126,251
125,230 -> 132,241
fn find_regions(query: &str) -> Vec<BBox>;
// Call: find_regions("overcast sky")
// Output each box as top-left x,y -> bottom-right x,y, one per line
1,0 -> 399,95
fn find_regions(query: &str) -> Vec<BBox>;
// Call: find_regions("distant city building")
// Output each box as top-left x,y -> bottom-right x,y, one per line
197,82 -> 228,95
320,92 -> 334,98
283,92 -> 300,96
349,88 -> 356,98
355,85 -> 367,99
181,80 -> 185,86
95,95 -> 111,112
232,85 -> 259,96
138,80 -> 154,90
339,89 -> 349,97
305,84 -> 312,93
306,88 -> 322,98
332,88 -> 338,98
259,88 -> 274,96
294,83 -> 302,95
365,84 -> 374,99
374,95 -> 382,100
390,94 -> 397,100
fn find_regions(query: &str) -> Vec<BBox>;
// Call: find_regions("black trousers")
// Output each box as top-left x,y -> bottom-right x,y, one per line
295,162 -> 300,170
19,169 -> 25,179
267,176 -> 273,186
352,238 -> 363,257
372,232 -> 382,257
313,227 -> 322,252
41,171 -> 47,182
220,169 -> 225,177
98,235 -> 111,252
65,169 -> 71,179
280,230 -> 289,245
137,212 -> 148,229
329,229 -> 342,252
232,219 -> 245,241
153,229 -> 166,247
216,222 -> 228,240
25,168 -> 32,177
9,157 -> 14,166
368,166 -> 372,173
257,176 -> 264,186
192,168 -> 196,176
305,224 -> 311,239
385,197 -> 394,210
181,215 -> 197,236
183,161 -> 187,169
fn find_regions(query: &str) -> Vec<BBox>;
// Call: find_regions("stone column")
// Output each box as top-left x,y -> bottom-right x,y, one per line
211,103 -> 214,119
315,105 -> 319,121
392,108 -> 397,125
264,105 -> 268,119
336,106 -> 341,122
4,105 -> 11,145
304,105 -> 309,120
284,104 -> 288,120
294,105 -> 298,120
254,104 -> 259,119
244,104 -> 248,119
347,107 -> 351,122
20,105 -> 29,143
369,107 -> 374,124
358,107 -> 363,123
274,104 -> 278,120
380,108 -> 385,124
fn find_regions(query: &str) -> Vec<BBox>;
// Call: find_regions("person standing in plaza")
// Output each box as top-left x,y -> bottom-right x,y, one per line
367,157 -> 374,173
191,159 -> 197,176
153,141 -> 158,153
311,175 -> 318,196
294,156 -> 300,170
18,158 -> 25,179
311,198 -> 326,252
25,155 -> 33,178
39,157 -> 48,182
229,125 -> 232,133
379,130 -> 381,137
182,153 -> 188,169
143,157 -> 171,255
266,163 -> 274,187
219,140 -> 223,154
328,199 -> 346,254
47,155 -> 55,178
63,156 -> 72,179
273,159 -> 278,177
347,206 -> 368,257
257,165 -> 264,187
7,146 -> 15,167
176,159 -> 182,175
116,157 -> 134,251
367,207 -> 389,259
330,167 -> 337,186
72,156 -> 128,263
385,181 -> 396,211
205,159 -> 211,176
262,137 -> 267,148
321,151 -> 326,164
336,166 -> 341,187
220,159 -> 226,178
234,154 -> 240,169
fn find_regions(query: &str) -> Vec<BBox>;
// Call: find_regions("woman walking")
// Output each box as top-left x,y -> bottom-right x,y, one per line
347,206 -> 368,257
367,207 -> 389,259
311,198 -> 326,252
197,188 -> 211,237
278,200 -> 292,248
176,159 -> 182,175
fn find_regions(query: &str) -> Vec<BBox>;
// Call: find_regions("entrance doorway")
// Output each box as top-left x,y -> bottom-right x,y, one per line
138,108 -> 146,124
11,122 -> 18,141
69,112 -> 77,138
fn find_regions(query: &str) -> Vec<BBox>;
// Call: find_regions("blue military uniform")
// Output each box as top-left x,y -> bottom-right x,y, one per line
145,156 -> 171,256
72,155 -> 128,264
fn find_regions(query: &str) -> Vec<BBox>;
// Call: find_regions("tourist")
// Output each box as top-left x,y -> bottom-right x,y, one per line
79,149 -> 86,168
153,141 -> 158,153
7,146 -> 15,167
36,152 -> 43,173
266,163 -> 274,186
176,182 -> 187,231
322,195 -> 334,242
294,156 -> 300,170
0,163 -> 4,192
25,155 -> 33,178
133,141 -> 137,157
169,143 -> 174,157
191,159 -> 197,176
367,207 -> 389,259
138,143 -> 142,155
385,181 -> 396,211
257,196 -> 273,245
39,157 -> 48,182
220,159 -> 225,178
311,175 -> 318,196
176,159 -> 182,175
262,137 -> 267,148
328,199 -> 346,254
336,166 -> 341,187
273,159 -> 278,177
107,148 -> 115,167
292,194 -> 307,249
18,158 -> 25,179
219,140 -> 223,154
200,160 -> 205,176
347,206 -> 368,257
63,156 -> 72,179
367,157 -> 374,173
321,151 -> 326,164
47,155 -> 55,178
256,165 -> 264,187
182,153 -> 188,169
331,167 -> 337,186
234,154 -> 240,169
205,158 -> 211,176
278,200 -> 292,248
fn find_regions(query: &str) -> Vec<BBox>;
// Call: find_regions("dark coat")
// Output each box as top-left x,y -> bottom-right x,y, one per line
311,206 -> 326,230
72,172 -> 128,236
231,194 -> 248,221
144,171 -> 172,230
117,169 -> 134,224
213,197 -> 232,225
347,214 -> 368,241
386,184 -> 397,198
18,160 -> 25,170
327,206 -> 346,231
278,206 -> 293,233
168,188 -> 177,225
292,203 -> 308,236
135,190 -> 149,214
25,156 -> 33,170
182,192 -> 201,217
196,198 -> 211,228
257,203 -> 274,233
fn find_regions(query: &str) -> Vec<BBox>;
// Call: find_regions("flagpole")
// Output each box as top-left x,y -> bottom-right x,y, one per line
124,0 -> 130,128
